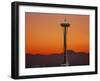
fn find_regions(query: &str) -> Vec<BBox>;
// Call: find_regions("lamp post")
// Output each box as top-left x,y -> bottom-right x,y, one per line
60,17 -> 70,66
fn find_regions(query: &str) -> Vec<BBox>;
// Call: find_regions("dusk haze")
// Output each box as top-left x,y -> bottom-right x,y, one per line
25,12 -> 89,55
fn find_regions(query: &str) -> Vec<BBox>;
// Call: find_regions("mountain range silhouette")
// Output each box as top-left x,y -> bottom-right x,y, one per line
26,50 -> 89,68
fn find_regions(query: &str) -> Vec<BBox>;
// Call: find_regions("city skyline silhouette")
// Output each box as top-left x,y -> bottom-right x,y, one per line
25,12 -> 89,68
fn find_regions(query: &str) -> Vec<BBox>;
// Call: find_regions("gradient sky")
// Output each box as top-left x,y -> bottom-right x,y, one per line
25,12 -> 89,55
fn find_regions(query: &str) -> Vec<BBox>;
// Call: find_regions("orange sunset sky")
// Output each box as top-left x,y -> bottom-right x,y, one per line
25,12 -> 89,55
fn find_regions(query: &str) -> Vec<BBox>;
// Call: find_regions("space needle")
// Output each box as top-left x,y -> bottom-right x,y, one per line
60,17 -> 70,66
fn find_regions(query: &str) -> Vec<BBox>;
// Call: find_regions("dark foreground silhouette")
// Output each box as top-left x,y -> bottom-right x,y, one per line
26,50 -> 89,68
